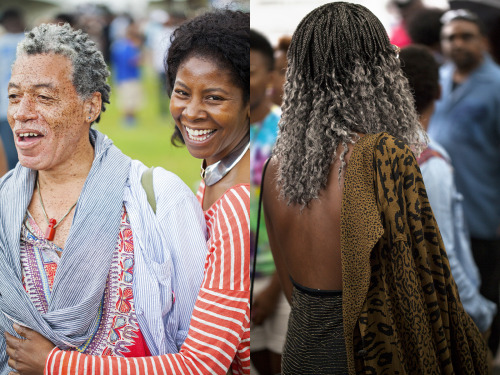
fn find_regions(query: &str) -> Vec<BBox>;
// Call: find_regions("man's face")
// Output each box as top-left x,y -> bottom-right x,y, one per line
7,53 -> 93,171
250,49 -> 273,112
441,20 -> 486,71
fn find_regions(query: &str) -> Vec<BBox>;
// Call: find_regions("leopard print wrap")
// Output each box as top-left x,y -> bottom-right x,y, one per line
341,133 -> 488,374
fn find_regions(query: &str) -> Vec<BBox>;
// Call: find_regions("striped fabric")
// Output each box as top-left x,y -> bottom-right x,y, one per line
20,206 -> 152,357
0,130 -> 131,353
45,182 -> 251,375
0,131 -> 208,373
123,161 -> 207,356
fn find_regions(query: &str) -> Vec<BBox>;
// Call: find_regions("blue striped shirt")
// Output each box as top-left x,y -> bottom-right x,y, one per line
124,160 -> 207,355
0,133 -> 207,373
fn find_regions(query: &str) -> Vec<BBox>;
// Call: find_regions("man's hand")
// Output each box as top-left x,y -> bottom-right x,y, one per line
5,324 -> 56,375
251,272 -> 282,326
251,286 -> 280,325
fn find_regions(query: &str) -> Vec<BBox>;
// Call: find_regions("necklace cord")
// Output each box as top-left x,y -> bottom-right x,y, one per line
36,178 -> 78,229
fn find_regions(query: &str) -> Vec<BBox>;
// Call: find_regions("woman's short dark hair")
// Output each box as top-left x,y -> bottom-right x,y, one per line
399,45 -> 440,114
250,29 -> 274,71
166,10 -> 249,145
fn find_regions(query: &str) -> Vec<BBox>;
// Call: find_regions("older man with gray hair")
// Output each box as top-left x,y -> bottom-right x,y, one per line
0,23 -> 207,374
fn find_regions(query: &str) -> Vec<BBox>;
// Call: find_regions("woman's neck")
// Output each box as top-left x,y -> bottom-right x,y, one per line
202,150 -> 249,211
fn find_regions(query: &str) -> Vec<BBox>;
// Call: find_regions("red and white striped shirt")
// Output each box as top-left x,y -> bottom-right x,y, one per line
45,182 -> 250,375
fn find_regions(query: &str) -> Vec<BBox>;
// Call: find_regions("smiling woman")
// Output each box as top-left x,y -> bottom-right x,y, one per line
170,55 -> 250,176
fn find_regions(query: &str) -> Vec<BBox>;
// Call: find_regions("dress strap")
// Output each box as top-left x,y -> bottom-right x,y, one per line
289,276 -> 342,297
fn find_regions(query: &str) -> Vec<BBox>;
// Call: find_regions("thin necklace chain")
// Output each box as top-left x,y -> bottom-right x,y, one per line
36,178 -> 78,229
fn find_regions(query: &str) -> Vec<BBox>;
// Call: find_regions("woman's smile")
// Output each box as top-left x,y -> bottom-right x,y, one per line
184,125 -> 217,142
170,55 -> 249,166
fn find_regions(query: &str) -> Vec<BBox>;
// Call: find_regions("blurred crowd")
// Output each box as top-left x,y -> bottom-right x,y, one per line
0,1 -> 249,177
250,0 -> 500,374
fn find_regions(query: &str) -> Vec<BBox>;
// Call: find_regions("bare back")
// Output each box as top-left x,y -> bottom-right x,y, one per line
263,142 -> 356,300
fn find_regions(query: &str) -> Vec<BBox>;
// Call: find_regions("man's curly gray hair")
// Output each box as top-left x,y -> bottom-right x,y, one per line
16,23 -> 110,123
273,2 -> 426,207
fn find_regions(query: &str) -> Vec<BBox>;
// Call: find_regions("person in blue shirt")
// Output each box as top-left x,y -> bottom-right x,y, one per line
400,45 -> 496,349
428,9 -> 500,354
0,8 -> 24,170
110,22 -> 143,127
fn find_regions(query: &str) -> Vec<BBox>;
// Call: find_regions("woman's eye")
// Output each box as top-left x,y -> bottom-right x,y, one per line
174,89 -> 188,96
207,95 -> 224,101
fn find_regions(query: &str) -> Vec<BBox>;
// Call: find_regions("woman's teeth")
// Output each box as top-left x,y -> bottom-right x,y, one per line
185,127 -> 215,141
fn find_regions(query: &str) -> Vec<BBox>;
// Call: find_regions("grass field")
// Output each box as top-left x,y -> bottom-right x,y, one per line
96,67 -> 201,192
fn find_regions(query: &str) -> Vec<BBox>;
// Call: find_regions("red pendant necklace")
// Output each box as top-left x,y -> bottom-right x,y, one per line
36,178 -> 78,241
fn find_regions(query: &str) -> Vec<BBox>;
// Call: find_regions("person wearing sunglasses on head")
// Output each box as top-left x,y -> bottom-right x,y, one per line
428,8 -> 500,356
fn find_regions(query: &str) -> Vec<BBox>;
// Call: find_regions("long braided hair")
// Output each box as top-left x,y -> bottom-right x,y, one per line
273,2 -> 425,207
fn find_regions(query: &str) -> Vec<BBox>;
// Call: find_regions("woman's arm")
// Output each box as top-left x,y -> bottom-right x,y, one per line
262,158 -> 293,303
8,186 -> 250,375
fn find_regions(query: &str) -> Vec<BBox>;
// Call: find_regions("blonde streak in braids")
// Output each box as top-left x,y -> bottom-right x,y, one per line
275,69 -> 309,202
377,53 -> 426,151
303,88 -> 334,203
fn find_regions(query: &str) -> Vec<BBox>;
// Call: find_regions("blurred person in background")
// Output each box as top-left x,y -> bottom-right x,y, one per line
145,9 -> 171,118
77,5 -> 110,59
5,9 -> 251,375
0,7 -> 24,171
250,29 -> 288,375
148,11 -> 186,118
269,35 -> 291,107
109,12 -> 132,44
111,21 -> 144,127
428,8 -> 500,356
99,6 -> 114,64
0,138 -> 7,177
449,0 -> 500,64
263,2 -> 488,374
400,44 -> 496,356
388,0 -> 425,47
406,8 -> 446,64
52,13 -> 76,28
